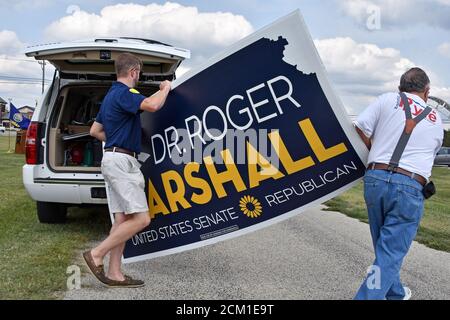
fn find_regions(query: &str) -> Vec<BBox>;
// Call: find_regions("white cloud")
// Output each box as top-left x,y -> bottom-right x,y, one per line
0,31 -> 52,107
44,2 -> 253,58
438,42 -> 450,58
314,37 -> 450,113
175,65 -> 190,78
338,0 -> 450,30
2,2 -> 253,108
0,30 -> 25,55
431,86 -> 450,103
43,2 -> 254,93
314,37 -> 413,112
3,2 -> 449,115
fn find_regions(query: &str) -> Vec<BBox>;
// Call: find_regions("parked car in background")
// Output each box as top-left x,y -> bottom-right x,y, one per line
0,126 -> 5,133
434,147 -> 450,166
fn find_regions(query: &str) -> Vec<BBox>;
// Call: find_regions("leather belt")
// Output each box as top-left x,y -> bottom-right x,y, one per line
104,147 -> 138,159
367,163 -> 426,187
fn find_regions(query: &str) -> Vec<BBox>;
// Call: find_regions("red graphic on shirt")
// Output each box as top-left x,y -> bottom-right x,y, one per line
399,98 -> 414,109
428,112 -> 437,123
398,98 -> 437,123
412,104 -> 422,116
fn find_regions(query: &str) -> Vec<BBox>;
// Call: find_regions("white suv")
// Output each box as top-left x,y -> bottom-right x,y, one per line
23,37 -> 190,223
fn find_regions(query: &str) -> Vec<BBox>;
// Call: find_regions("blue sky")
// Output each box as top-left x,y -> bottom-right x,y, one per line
1,0 -> 449,114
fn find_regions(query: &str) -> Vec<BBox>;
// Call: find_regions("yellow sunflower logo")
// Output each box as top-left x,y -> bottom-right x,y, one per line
239,195 -> 263,218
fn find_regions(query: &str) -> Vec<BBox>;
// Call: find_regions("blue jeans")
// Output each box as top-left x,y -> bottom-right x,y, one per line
354,169 -> 425,300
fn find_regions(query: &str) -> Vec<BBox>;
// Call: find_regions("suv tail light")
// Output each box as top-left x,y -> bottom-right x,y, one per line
26,122 -> 43,165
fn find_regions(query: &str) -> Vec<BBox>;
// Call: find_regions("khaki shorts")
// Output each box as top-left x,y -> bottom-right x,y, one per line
101,151 -> 149,215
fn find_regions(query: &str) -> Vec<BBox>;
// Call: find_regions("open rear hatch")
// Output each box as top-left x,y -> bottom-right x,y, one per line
25,37 -> 190,78
25,38 -> 189,174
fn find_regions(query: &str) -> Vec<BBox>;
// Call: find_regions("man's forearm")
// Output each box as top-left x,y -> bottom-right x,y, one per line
150,86 -> 170,111
355,126 -> 371,150
141,86 -> 170,112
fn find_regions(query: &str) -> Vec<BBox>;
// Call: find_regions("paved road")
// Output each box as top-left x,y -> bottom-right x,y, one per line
65,207 -> 450,300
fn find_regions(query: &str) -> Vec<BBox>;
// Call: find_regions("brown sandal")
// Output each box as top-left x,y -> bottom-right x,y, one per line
82,250 -> 109,285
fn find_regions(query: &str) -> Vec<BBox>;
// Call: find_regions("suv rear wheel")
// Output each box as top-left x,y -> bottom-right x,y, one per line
36,201 -> 68,224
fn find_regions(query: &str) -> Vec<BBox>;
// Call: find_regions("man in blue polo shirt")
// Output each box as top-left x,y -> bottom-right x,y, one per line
84,53 -> 172,288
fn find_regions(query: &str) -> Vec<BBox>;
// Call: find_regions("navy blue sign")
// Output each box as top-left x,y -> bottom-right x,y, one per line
122,12 -> 368,262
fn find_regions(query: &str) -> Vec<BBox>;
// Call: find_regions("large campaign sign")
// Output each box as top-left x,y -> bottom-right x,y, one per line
122,10 -> 368,263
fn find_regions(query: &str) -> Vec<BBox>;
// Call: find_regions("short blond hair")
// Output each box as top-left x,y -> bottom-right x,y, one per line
115,53 -> 143,78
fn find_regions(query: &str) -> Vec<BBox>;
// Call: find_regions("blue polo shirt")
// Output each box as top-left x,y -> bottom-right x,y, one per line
96,82 -> 146,154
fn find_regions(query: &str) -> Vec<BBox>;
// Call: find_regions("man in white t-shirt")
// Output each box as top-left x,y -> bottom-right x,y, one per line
353,67 -> 444,300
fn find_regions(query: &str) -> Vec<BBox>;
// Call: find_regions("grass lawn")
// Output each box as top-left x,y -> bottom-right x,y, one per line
325,166 -> 450,252
0,135 -> 110,299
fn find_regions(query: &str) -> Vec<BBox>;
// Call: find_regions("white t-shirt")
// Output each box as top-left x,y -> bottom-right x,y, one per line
354,92 -> 444,179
